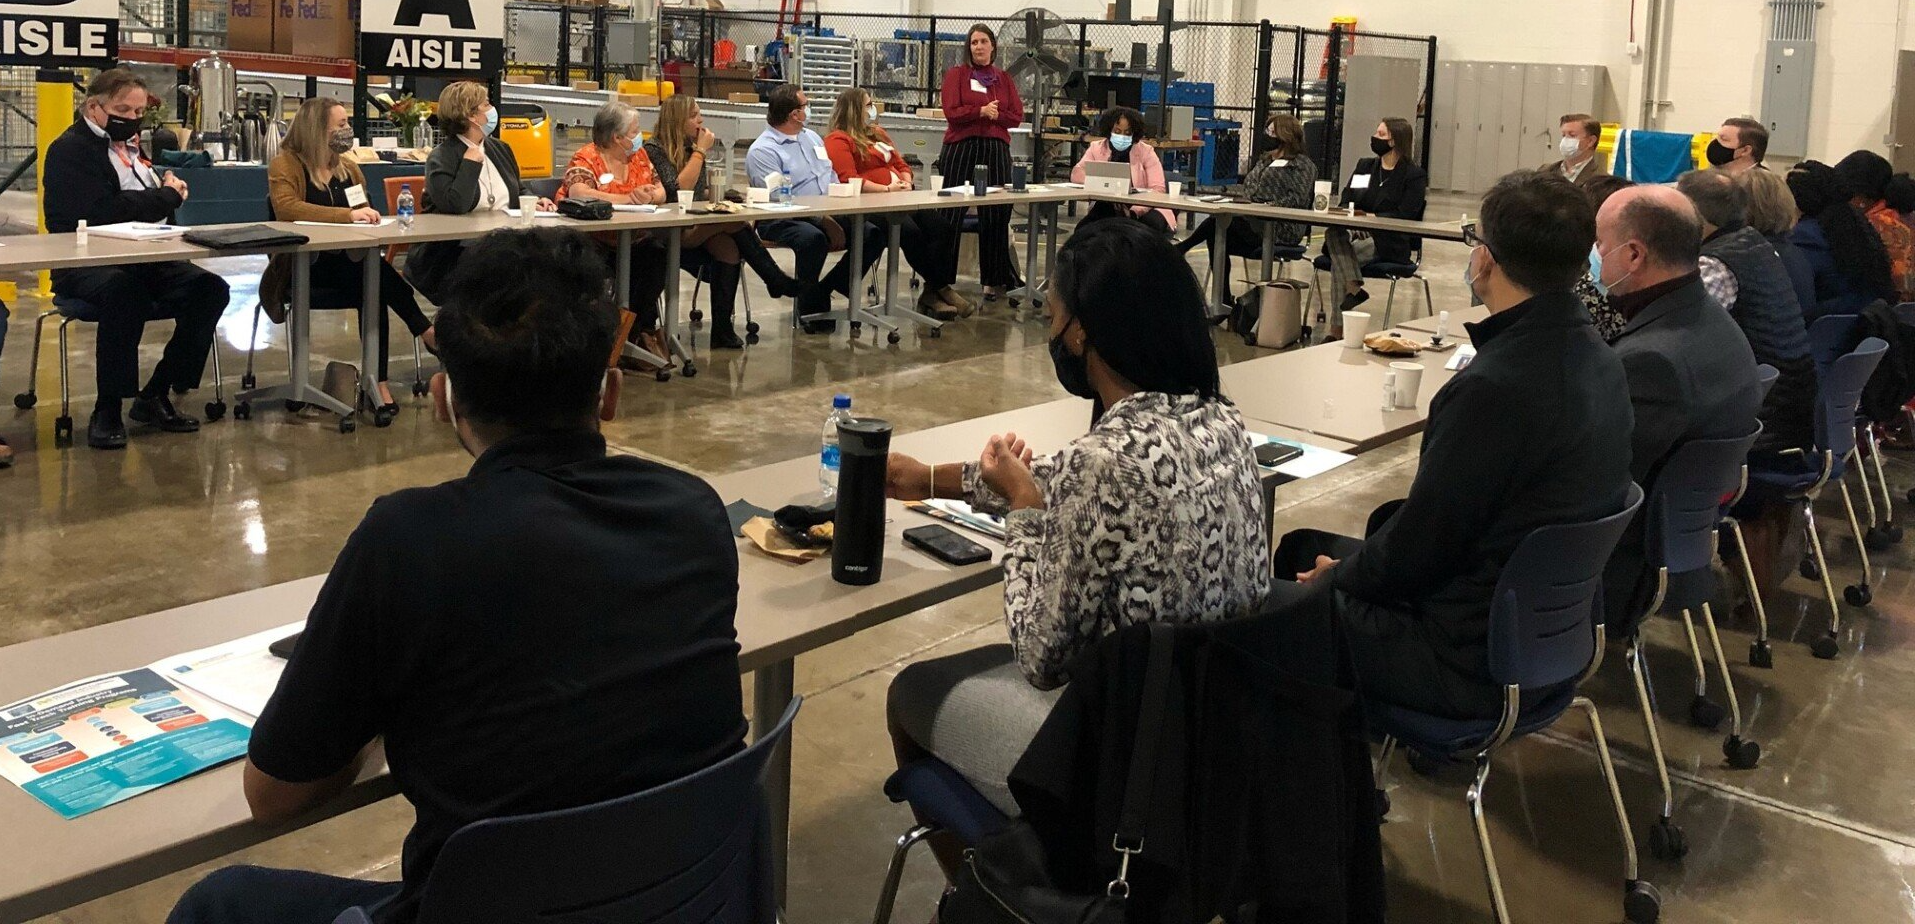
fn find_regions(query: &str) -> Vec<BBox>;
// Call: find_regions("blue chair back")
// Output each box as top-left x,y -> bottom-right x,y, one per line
1649,429 -> 1760,578
1487,483 -> 1644,690
1815,337 -> 1889,461
1807,314 -> 1861,379
397,700 -> 797,924
1755,363 -> 1778,403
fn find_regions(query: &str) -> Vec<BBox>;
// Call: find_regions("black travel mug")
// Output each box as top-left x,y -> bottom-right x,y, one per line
832,417 -> 894,586
973,164 -> 990,196
1010,163 -> 1028,191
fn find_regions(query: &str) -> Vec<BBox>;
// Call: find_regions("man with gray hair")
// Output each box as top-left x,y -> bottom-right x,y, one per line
1592,183 -> 1762,635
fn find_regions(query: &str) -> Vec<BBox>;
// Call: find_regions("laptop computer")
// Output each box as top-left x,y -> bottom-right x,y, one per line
1082,160 -> 1131,194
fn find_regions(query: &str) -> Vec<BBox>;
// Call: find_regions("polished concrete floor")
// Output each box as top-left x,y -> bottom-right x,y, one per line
8,196 -> 1915,923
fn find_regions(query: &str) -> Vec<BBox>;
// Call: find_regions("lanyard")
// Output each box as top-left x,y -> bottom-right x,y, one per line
113,144 -> 153,188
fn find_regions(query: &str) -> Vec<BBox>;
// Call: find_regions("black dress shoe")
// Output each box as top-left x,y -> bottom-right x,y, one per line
799,318 -> 836,335
88,407 -> 128,450
129,395 -> 201,433
710,324 -> 746,349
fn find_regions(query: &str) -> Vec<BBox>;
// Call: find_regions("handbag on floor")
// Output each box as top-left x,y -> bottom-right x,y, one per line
937,624 -> 1175,924
1234,280 -> 1307,349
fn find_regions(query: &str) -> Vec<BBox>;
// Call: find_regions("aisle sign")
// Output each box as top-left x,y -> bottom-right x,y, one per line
0,0 -> 117,67
360,0 -> 504,76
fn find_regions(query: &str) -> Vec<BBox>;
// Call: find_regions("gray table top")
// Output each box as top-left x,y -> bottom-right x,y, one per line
1220,340 -> 1460,451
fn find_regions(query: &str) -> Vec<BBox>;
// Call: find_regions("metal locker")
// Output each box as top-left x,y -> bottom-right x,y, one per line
1542,65 -> 1570,164
1453,62 -> 1483,193
1521,64 -> 1552,170
1497,62 -> 1528,182
1570,65 -> 1601,122
1435,62 -> 1459,190
1473,63 -> 1506,194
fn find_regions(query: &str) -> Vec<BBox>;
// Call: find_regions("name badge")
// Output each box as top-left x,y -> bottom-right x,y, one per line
815,145 -> 831,161
875,142 -> 893,158
1269,158 -> 1289,167
344,184 -> 369,208
600,172 -> 615,185
1350,174 -> 1372,189
970,79 -> 987,93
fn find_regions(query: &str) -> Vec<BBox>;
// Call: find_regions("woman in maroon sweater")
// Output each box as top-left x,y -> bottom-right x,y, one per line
938,23 -> 1025,302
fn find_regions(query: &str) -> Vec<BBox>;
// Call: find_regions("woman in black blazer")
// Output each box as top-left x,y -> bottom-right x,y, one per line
1322,117 -> 1428,330
402,82 -> 554,300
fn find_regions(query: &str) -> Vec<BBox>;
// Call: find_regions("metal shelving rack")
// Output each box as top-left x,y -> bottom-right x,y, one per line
791,33 -> 856,124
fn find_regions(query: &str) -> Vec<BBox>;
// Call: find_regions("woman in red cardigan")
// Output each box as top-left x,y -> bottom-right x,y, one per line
938,23 -> 1025,302
827,88 -> 969,320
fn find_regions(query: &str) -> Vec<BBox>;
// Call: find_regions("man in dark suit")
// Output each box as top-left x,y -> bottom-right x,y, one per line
1267,170 -> 1636,720
1593,184 -> 1764,630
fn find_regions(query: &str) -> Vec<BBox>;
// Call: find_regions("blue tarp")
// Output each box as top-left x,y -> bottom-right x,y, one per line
1611,129 -> 1697,184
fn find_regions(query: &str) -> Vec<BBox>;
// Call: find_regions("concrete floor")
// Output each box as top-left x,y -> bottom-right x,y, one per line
8,194 -> 1915,923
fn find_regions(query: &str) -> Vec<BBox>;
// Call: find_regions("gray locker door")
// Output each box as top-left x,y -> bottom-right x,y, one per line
1472,63 -> 1506,194
1521,64 -> 1552,170
1570,65 -> 1601,121
1434,62 -> 1459,190
1453,62 -> 1482,194
1496,63 -> 1528,182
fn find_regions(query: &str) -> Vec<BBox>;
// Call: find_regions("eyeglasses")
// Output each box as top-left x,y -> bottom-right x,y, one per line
1461,221 -> 1486,249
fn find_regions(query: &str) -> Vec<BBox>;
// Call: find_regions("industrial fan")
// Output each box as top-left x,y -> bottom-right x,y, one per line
997,7 -> 1073,169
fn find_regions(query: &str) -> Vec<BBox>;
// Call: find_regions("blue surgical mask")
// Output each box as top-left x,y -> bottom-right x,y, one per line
1590,243 -> 1633,297
484,107 -> 499,136
1109,133 -> 1133,152
866,104 -> 879,122
628,134 -> 643,155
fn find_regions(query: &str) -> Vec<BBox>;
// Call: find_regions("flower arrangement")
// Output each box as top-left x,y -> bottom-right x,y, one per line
380,93 -> 435,148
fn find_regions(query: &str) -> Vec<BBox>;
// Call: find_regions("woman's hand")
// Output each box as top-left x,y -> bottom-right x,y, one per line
463,143 -> 485,163
885,452 -> 935,501
980,433 -> 1040,510
696,128 -> 717,153
1296,555 -> 1338,584
981,100 -> 1000,121
537,197 -> 557,212
349,207 -> 381,224
646,184 -> 666,205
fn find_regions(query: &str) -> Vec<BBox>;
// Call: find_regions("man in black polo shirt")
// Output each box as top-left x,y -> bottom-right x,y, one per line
167,228 -> 747,924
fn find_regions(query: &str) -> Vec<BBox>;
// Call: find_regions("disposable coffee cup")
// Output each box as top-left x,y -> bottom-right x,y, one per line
849,177 -> 865,194
677,190 -> 695,208
518,195 -> 538,227
1167,180 -> 1183,197
1389,361 -> 1424,408
746,187 -> 771,203
1312,180 -> 1332,212
928,173 -> 944,191
1341,311 -> 1371,349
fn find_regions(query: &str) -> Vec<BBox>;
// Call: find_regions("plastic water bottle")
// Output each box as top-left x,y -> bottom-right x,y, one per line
820,394 -> 852,498
396,184 -> 415,230
776,176 -> 794,207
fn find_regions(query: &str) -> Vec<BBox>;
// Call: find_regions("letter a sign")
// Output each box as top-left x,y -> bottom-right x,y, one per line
360,0 -> 504,76
0,0 -> 117,67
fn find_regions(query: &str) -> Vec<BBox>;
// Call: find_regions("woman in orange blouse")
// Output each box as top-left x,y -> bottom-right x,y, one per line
825,88 -> 967,319
555,102 -> 671,340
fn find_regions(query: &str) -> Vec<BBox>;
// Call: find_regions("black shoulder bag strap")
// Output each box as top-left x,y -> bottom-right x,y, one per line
1106,622 -> 1176,898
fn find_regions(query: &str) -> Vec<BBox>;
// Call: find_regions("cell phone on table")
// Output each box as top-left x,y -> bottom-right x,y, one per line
1254,442 -> 1304,468
268,632 -> 302,660
904,524 -> 993,565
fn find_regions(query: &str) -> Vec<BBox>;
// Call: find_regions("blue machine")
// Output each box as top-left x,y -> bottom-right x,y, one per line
1195,118 -> 1242,186
1140,78 -> 1216,118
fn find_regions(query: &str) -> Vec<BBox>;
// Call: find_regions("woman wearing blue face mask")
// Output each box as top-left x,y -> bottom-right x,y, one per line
553,101 -> 679,359
825,87 -> 967,319
1070,106 -> 1175,232
406,81 -> 563,303
1572,173 -> 1636,342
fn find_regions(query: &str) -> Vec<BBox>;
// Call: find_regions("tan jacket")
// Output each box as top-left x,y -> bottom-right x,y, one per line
260,152 -> 370,319
1538,153 -> 1609,189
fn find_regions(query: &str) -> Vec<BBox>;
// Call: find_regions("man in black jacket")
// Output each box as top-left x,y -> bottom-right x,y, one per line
1594,184 -> 1763,631
43,68 -> 228,450
1269,170 -> 1636,720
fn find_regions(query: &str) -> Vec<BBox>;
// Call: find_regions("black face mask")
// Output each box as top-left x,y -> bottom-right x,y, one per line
1705,139 -> 1736,167
1369,136 -> 1392,157
102,113 -> 141,143
1049,328 -> 1096,399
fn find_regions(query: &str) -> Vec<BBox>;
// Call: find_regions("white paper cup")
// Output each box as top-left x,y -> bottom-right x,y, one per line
928,174 -> 944,191
1389,361 -> 1425,408
1167,180 -> 1183,197
518,195 -> 538,227
1313,180 -> 1333,212
1342,311 -> 1371,349
746,187 -> 770,203
677,190 -> 695,208
849,177 -> 865,194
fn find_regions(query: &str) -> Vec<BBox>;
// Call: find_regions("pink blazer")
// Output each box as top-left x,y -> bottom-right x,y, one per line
1071,139 -> 1174,226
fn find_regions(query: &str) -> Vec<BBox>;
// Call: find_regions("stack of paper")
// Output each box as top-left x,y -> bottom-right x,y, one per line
88,222 -> 184,241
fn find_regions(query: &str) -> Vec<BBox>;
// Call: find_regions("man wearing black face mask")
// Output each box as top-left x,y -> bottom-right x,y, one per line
1706,118 -> 1767,176
44,68 -> 228,450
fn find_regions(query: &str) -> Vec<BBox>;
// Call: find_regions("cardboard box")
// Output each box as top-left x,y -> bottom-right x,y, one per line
505,74 -> 537,85
616,93 -> 660,108
275,0 -> 356,59
727,91 -> 760,104
571,80 -> 602,92
227,0 -> 274,52
916,108 -> 944,119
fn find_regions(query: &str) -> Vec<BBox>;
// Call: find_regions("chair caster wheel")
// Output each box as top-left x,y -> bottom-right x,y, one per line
926,326 -> 942,339
681,363 -> 698,378
1648,819 -> 1688,860
204,401 -> 226,422
887,330 -> 901,345
1624,879 -> 1662,924
1845,584 -> 1872,606
1799,557 -> 1821,580
285,400 -> 306,413
12,393 -> 33,409
746,333 -> 761,345
411,381 -> 429,398
1724,735 -> 1761,769
1689,695 -> 1725,730
1811,634 -> 1840,659
373,407 -> 395,428
234,402 -> 252,421
338,415 -> 355,434
1373,789 -> 1390,822
745,321 -> 762,335
1866,526 -> 1893,551
655,370 -> 671,383
1749,640 -> 1773,669
1888,524 -> 1905,542
850,322 -> 862,335
241,374 -> 257,390
54,415 -> 73,446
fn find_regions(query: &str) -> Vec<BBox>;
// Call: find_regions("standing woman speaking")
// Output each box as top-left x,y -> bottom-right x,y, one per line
938,23 -> 1024,302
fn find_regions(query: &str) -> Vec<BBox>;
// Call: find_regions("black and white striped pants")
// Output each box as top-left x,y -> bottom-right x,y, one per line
937,136 -> 1023,288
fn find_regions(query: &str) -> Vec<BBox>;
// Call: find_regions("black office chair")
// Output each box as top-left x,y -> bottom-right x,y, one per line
13,296 -> 228,446
332,699 -> 799,924
523,177 -> 564,201
1310,246 -> 1435,327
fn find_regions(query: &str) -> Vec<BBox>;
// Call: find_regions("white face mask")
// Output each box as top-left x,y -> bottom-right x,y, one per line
1560,135 -> 1583,160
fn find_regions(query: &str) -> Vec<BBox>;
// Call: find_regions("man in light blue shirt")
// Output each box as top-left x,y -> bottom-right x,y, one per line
745,85 -> 880,330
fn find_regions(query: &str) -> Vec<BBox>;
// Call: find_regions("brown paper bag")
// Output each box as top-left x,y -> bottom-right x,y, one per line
741,517 -> 828,563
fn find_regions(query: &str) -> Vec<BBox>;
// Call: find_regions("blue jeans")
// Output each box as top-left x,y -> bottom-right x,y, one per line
755,216 -> 881,316
166,865 -> 404,924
